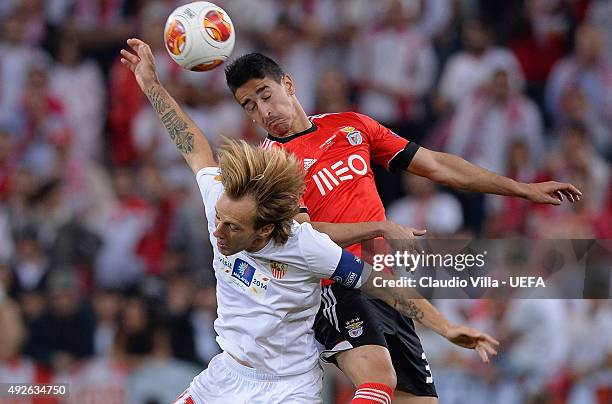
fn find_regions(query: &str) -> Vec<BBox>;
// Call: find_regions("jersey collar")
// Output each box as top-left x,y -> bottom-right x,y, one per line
266,120 -> 318,143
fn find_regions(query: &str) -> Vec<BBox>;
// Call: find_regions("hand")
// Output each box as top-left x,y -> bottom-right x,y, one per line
120,38 -> 160,90
522,181 -> 582,205
445,324 -> 500,363
381,221 -> 426,255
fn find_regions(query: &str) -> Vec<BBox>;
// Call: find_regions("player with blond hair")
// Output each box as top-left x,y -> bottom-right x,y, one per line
120,38 -> 501,404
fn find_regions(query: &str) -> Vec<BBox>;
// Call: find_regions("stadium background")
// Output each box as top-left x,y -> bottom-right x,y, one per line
0,0 -> 610,403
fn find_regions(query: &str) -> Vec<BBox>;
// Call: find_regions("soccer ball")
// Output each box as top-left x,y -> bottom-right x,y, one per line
164,1 -> 235,71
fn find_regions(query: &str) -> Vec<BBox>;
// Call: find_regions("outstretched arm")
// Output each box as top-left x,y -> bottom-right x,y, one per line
120,38 -> 215,172
408,147 -> 582,205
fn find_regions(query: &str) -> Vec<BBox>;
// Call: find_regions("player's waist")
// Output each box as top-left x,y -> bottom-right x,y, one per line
216,351 -> 322,382
216,335 -> 320,376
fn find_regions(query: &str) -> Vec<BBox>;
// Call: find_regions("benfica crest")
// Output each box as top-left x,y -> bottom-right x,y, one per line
340,126 -> 363,146
270,261 -> 288,279
345,318 -> 364,338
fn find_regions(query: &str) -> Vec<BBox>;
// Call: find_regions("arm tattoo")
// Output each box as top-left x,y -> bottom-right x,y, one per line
145,88 -> 170,115
390,292 -> 425,322
160,110 -> 195,154
145,88 -> 195,155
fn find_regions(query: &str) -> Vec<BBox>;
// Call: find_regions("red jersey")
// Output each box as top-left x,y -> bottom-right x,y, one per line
261,112 -> 417,261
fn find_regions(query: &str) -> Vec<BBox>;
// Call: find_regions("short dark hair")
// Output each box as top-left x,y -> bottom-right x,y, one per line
224,53 -> 285,94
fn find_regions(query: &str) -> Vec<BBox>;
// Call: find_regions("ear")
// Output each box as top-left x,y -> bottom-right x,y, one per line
282,74 -> 296,96
255,223 -> 275,240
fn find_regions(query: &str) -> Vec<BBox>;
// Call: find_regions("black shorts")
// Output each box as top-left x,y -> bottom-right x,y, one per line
315,283 -> 437,397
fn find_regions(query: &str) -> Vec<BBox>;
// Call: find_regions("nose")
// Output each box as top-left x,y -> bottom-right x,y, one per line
213,222 -> 224,239
258,101 -> 273,119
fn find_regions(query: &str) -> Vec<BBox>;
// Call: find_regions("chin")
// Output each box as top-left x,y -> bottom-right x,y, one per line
269,123 -> 290,136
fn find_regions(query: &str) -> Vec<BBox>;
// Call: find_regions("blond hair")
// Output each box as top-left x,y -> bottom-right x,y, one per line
218,139 -> 305,245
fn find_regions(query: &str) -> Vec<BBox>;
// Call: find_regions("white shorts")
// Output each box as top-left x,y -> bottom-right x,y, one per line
174,352 -> 323,404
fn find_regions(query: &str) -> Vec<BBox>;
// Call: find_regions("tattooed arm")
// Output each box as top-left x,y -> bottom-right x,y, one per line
120,38 -> 215,172
359,263 -> 500,362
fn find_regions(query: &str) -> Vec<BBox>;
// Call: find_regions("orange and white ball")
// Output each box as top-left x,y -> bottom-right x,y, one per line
164,1 -> 235,71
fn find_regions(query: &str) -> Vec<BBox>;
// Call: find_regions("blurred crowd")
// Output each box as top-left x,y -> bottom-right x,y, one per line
0,0 -> 610,403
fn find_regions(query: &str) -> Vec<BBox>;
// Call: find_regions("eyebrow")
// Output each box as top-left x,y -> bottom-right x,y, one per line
240,85 -> 271,108
215,208 -> 241,229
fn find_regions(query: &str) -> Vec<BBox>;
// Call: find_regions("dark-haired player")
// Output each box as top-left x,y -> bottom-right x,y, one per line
223,53 -> 581,403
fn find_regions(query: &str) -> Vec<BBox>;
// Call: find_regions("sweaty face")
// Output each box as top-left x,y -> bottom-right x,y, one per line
213,193 -> 260,256
234,76 -> 296,136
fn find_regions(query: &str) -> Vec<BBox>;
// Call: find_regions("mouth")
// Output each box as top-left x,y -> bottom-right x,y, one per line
266,117 -> 282,128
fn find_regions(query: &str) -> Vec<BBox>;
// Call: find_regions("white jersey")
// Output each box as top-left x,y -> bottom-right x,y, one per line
195,167 -> 361,376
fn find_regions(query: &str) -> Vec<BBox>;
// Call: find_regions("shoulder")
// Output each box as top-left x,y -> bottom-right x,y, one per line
195,167 -> 223,204
195,166 -> 221,181
291,221 -> 336,251
309,111 -> 364,125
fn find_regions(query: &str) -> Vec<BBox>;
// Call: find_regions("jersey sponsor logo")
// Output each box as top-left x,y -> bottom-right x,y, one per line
232,258 -> 256,286
345,318 -> 364,338
270,261 -> 288,279
311,154 -> 368,196
303,158 -> 318,170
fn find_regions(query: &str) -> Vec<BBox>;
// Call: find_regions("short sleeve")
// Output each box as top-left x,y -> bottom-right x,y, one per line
195,167 -> 224,209
298,223 -> 343,278
355,113 -> 418,171
298,223 -> 365,288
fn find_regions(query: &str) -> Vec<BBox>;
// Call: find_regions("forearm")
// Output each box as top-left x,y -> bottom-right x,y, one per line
360,265 -> 453,337
429,152 -> 528,197
310,221 -> 385,248
143,82 -> 215,173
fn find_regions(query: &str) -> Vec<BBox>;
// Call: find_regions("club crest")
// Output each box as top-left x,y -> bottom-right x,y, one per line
270,261 -> 288,279
345,318 -> 364,338
340,126 -> 362,146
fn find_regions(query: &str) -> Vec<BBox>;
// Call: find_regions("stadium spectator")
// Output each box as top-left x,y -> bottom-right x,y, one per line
314,68 -> 354,114
484,140 -> 537,236
557,85 -> 611,158
6,67 -> 73,180
498,299 -> 569,403
26,269 -> 95,372
387,174 -> 463,236
587,0 -> 612,58
191,286 -> 221,366
0,10 -> 48,124
49,33 -> 105,161
445,68 -> 544,177
92,167 -> 152,290
545,24 -> 612,128
566,300 -> 612,404
437,19 -> 525,112
350,0 -> 437,140
92,288 -> 122,357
